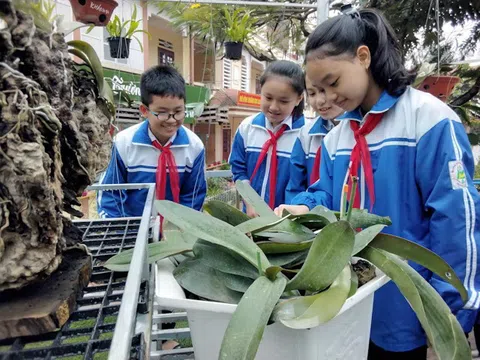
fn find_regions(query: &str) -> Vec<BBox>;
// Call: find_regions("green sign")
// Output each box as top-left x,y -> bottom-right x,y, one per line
186,85 -> 210,104
185,85 -> 211,124
104,68 -> 141,102
103,68 -> 210,124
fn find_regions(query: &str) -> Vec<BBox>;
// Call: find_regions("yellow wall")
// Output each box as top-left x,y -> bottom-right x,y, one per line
147,17 -> 185,77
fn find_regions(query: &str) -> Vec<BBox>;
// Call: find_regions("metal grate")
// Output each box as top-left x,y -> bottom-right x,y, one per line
0,218 -> 151,360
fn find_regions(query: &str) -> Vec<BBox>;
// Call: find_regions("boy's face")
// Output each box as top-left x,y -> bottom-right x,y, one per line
140,95 -> 185,145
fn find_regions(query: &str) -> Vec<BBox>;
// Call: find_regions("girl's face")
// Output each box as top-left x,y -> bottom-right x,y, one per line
305,46 -> 371,112
260,76 -> 303,126
306,76 -> 344,120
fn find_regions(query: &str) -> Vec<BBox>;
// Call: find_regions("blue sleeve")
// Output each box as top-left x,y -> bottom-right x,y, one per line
180,149 -> 207,211
97,145 -> 128,218
416,118 -> 480,329
229,128 -> 249,182
291,140 -> 333,210
285,138 -> 308,204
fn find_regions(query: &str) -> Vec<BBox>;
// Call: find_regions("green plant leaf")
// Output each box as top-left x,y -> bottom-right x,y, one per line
283,251 -> 308,269
67,41 -> 105,94
68,48 -> 91,68
104,240 -> 193,272
234,181 -> 314,242
334,209 -> 392,229
219,276 -> 287,360
101,79 -> 115,116
257,240 -> 312,254
125,21 -> 139,38
286,221 -> 355,291
293,205 -> 338,227
68,44 -> 114,117
132,29 -> 151,38
219,271 -> 254,293
119,19 -> 132,37
106,17 -> 117,37
255,227 -> 315,243
235,180 -> 276,218
85,24 -> 96,34
174,257 -> 243,304
265,266 -> 283,280
193,240 -> 259,279
204,200 -> 250,226
360,247 -> 471,360
266,250 -> 309,266
369,233 -> 468,303
290,214 -> 330,230
114,15 -> 122,37
156,200 -> 270,270
351,224 -> 386,256
131,4 -> 137,21
272,265 -> 351,329
236,214 -> 291,234
59,21 -> 91,36
162,224 -> 198,247
132,35 -> 143,52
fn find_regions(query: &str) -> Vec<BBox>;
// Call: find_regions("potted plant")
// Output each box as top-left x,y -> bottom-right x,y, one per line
69,0 -> 118,26
102,4 -> 150,59
106,179 -> 470,360
224,8 -> 255,60
414,63 -> 461,102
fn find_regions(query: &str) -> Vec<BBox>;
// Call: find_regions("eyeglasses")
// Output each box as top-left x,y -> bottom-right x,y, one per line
149,109 -> 186,121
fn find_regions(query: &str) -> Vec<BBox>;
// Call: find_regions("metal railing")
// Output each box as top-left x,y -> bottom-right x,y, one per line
87,183 -> 156,360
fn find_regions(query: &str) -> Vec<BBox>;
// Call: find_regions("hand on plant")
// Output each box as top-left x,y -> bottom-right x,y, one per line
245,203 -> 259,218
274,205 -> 309,217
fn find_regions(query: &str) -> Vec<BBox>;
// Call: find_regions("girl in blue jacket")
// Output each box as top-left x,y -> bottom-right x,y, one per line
229,60 -> 305,216
285,75 -> 344,203
275,7 -> 480,359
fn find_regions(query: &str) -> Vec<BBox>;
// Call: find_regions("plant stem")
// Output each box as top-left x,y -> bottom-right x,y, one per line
340,184 -> 349,220
346,176 -> 358,223
257,251 -> 262,277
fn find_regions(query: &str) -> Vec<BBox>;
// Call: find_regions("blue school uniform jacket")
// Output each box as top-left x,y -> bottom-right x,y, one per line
229,112 -> 304,209
285,116 -> 334,203
97,120 -> 207,218
291,88 -> 480,351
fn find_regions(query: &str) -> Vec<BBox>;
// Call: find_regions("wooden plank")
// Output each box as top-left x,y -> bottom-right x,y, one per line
0,249 -> 92,340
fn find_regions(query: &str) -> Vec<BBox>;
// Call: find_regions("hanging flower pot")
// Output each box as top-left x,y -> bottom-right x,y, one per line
416,75 -> 460,102
107,37 -> 131,59
224,41 -> 243,61
69,0 -> 118,26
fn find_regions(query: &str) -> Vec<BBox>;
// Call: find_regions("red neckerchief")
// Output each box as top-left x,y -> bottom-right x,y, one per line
250,124 -> 288,209
152,140 -> 180,232
347,112 -> 384,209
310,146 -> 322,185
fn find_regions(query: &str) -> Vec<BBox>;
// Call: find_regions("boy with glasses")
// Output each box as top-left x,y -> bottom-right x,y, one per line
98,65 -> 207,218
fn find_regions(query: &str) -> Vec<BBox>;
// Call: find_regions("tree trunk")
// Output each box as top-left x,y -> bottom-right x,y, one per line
0,1 -> 112,291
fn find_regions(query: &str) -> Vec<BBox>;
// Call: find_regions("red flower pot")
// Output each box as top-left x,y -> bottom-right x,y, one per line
416,75 -> 460,102
70,0 -> 118,26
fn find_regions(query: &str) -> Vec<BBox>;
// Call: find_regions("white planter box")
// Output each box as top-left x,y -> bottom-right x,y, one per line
155,259 -> 389,360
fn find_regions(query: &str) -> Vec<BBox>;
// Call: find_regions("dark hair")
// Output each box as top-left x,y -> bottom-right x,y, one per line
260,60 -> 305,121
305,8 -> 415,96
140,65 -> 185,106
